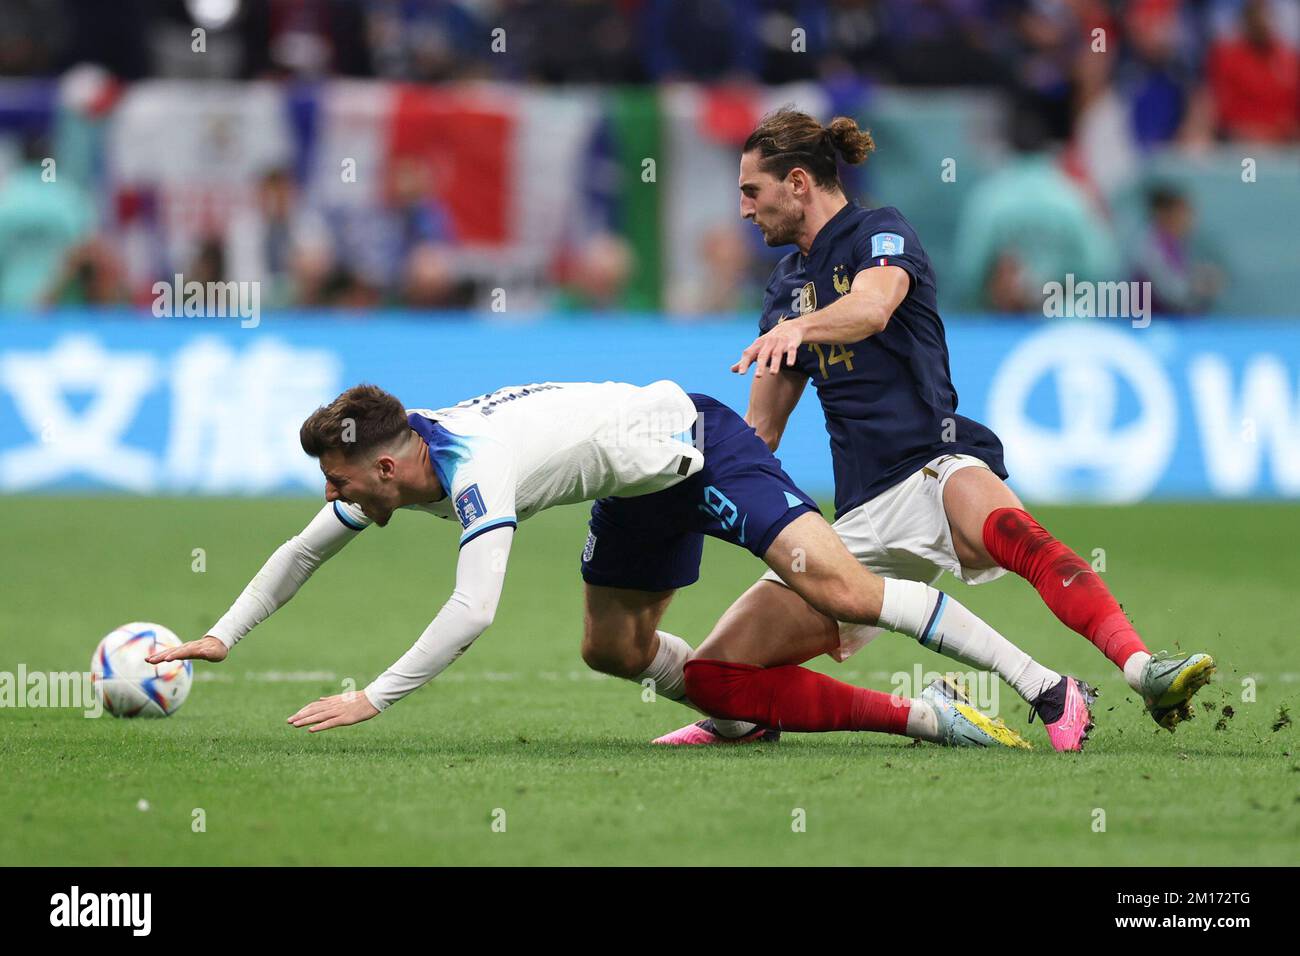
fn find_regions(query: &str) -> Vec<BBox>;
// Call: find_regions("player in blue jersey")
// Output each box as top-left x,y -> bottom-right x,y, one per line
147,379 -> 1032,747
657,109 -> 1213,751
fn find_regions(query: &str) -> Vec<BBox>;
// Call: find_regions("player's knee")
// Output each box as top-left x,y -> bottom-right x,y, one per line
580,633 -> 650,678
808,580 -> 877,627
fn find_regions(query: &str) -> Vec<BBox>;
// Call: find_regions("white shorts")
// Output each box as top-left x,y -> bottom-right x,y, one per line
759,453 -> 1007,661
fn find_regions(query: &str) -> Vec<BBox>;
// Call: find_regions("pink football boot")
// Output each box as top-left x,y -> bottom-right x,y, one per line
652,719 -> 781,745
1029,676 -> 1098,752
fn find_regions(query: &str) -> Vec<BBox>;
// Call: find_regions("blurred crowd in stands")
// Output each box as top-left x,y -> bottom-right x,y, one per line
0,0 -> 1295,318
5,0 -> 1296,143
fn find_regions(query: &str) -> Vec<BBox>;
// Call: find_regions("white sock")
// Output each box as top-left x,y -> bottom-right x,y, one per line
636,630 -> 691,700
1123,651 -> 1151,693
710,718 -> 759,738
635,631 -> 758,738
905,697 -> 941,742
877,578 -> 1062,704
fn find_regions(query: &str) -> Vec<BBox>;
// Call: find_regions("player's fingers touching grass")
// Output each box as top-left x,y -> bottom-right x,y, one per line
304,717 -> 346,732
144,635 -> 228,665
287,697 -> 334,724
298,701 -> 379,732
287,693 -> 379,732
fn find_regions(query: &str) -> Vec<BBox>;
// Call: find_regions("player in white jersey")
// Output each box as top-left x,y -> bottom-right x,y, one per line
148,379 -> 1050,748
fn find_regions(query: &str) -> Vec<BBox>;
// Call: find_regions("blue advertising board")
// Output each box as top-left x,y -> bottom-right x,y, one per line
1,313 -> 1298,502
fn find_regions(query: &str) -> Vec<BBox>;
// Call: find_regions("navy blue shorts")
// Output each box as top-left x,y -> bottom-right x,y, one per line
580,393 -> 820,592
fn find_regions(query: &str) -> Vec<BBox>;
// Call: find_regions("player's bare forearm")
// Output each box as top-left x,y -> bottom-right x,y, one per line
745,369 -> 806,451
734,266 -> 909,377
801,265 -> 910,345
799,290 -> 892,344
734,297 -> 881,377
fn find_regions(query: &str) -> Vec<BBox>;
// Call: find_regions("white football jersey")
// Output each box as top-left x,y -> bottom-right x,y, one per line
333,380 -> 704,544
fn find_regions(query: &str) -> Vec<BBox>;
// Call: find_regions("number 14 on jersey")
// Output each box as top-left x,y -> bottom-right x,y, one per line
808,343 -> 855,378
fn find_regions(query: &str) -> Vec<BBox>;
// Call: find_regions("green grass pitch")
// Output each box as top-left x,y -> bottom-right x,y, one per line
1,496 -> 1296,866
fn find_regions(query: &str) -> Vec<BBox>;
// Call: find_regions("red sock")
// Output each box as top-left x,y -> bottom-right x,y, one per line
982,507 -> 1148,670
683,659 -> 911,735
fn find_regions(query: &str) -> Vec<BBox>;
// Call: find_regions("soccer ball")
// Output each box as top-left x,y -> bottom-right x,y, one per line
90,622 -> 193,718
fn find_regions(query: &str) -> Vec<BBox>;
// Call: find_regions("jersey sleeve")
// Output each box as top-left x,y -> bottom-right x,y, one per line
445,436 -> 519,548
330,500 -> 373,532
851,208 -> 926,293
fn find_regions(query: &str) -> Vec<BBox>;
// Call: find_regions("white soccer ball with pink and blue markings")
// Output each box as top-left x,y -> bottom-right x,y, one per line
90,623 -> 193,718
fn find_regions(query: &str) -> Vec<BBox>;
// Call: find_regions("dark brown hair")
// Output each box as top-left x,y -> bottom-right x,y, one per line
743,108 -> 876,191
300,384 -> 410,460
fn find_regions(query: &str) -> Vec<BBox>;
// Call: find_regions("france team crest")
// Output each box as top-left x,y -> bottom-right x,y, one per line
871,232 -> 904,257
796,281 -> 817,315
455,484 -> 487,528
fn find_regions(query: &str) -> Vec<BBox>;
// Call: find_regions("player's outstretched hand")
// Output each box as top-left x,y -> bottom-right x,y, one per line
287,692 -> 379,733
145,635 -> 228,664
732,321 -> 804,377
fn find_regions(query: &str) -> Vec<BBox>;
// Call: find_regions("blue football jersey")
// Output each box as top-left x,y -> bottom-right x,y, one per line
758,202 -> 1007,518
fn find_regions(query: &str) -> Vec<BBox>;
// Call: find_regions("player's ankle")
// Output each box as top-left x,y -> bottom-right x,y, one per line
905,698 -> 941,742
1122,650 -> 1152,693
